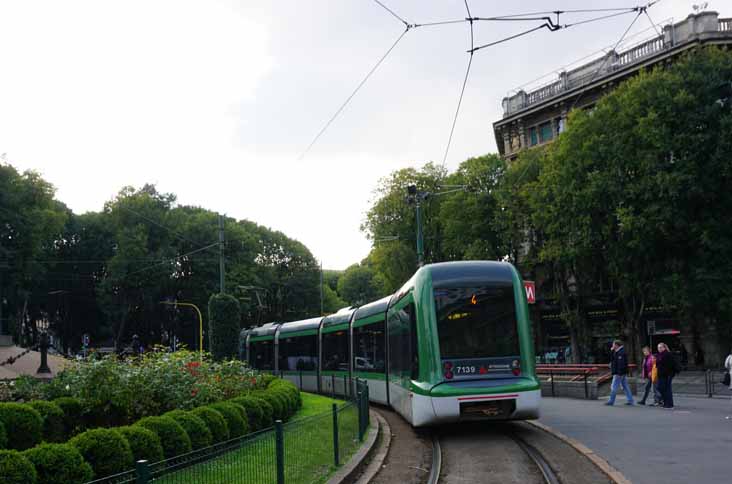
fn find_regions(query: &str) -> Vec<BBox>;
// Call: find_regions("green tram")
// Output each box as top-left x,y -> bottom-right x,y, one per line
240,261 -> 540,426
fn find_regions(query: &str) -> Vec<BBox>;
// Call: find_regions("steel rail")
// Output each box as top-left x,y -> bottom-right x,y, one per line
508,432 -> 561,484
427,433 -> 442,484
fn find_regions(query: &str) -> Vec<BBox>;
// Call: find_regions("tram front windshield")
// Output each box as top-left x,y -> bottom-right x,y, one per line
434,283 -> 520,374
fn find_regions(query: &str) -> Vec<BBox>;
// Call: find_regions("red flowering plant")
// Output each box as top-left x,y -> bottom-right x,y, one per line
41,347 -> 264,423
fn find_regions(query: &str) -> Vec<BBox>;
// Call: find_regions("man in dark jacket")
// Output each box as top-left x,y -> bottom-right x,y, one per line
606,339 -> 635,406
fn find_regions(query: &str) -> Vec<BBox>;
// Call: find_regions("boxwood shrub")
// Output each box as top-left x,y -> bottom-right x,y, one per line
208,403 -> 248,438
0,402 -> 43,450
135,416 -> 191,459
163,410 -> 212,450
249,397 -> 273,428
190,407 -> 229,444
251,392 -> 285,422
51,397 -> 84,438
0,421 -> 6,449
0,450 -> 37,484
117,426 -> 164,464
68,428 -> 133,479
230,396 -> 264,431
27,401 -> 65,443
22,443 -> 93,484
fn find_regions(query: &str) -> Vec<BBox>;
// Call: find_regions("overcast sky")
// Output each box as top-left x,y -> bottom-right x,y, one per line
1,0 -> 727,270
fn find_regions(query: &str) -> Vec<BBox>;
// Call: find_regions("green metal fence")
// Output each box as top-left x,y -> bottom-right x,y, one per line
84,379 -> 370,484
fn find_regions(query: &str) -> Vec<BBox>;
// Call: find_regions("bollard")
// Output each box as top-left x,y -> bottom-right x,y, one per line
275,421 -> 285,484
707,369 -> 713,398
332,403 -> 340,466
344,374 -> 348,398
299,369 -> 303,390
584,372 -> 589,399
550,370 -> 555,397
135,460 -> 150,484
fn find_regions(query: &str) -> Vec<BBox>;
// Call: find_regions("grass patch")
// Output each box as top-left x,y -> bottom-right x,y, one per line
292,393 -> 343,420
155,393 -> 361,484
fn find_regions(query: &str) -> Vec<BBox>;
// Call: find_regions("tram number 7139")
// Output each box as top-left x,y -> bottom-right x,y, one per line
454,366 -> 476,375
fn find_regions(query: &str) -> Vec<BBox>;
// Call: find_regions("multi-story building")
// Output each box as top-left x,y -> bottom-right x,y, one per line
494,11 -> 732,160
491,11 -> 732,365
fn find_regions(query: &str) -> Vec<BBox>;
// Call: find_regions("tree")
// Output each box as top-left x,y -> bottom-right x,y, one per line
336,264 -> 385,307
533,47 -> 732,362
208,293 -> 241,359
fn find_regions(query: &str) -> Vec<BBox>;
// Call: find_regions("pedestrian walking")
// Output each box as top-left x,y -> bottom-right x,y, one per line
655,343 -> 678,409
605,339 -> 635,406
638,346 -> 656,405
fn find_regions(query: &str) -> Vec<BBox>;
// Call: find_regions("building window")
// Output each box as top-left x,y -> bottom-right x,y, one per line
539,122 -> 553,142
529,127 -> 538,146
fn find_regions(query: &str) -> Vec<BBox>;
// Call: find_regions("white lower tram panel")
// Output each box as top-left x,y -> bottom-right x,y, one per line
389,382 -> 541,427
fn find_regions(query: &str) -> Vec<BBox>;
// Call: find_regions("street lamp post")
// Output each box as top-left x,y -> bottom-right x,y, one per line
160,301 -> 203,362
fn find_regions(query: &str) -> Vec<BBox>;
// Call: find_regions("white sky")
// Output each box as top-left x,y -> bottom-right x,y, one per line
1,1 -> 726,270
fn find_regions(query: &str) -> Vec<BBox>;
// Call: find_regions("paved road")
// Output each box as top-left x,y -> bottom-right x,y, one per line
539,395 -> 732,484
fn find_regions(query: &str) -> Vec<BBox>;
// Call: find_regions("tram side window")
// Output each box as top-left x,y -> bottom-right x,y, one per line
353,321 -> 386,373
249,340 -> 274,370
278,335 -> 318,371
322,330 -> 349,371
388,301 -> 418,380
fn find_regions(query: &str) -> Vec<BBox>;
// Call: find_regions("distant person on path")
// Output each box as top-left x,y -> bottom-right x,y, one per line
680,344 -> 688,370
605,339 -> 634,406
725,349 -> 732,419
638,346 -> 657,405
656,343 -> 679,409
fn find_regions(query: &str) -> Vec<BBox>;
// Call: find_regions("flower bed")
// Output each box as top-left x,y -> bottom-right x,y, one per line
0,351 -> 301,483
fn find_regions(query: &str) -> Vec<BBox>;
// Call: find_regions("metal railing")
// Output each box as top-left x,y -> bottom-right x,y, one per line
85,379 -> 370,484
536,364 -> 638,399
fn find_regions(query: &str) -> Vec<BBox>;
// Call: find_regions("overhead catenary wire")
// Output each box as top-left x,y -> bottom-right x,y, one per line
372,0 -> 411,28
118,205 -> 206,249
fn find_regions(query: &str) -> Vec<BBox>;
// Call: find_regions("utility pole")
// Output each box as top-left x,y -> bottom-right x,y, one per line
218,215 -> 225,294
320,260 -> 324,316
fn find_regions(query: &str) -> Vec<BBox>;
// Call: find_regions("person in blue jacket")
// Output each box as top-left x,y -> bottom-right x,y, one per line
606,339 -> 635,406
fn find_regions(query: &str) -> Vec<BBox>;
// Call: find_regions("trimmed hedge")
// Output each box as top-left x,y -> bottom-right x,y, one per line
208,402 -> 248,438
0,421 -> 6,449
117,426 -> 164,464
230,396 -> 265,431
135,416 -> 192,459
0,449 -> 37,484
250,397 -> 274,428
27,401 -> 65,443
190,407 -> 229,444
0,403 -> 43,450
22,443 -> 93,484
251,391 -> 285,422
69,428 -> 133,479
164,410 -> 212,450
51,397 -> 84,438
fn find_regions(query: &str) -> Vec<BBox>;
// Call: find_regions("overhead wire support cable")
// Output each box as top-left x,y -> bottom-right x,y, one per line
372,0 -> 411,28
298,26 -> 410,160
569,9 -> 644,112
441,0 -> 474,168
122,242 -> 219,278
118,205 -> 205,249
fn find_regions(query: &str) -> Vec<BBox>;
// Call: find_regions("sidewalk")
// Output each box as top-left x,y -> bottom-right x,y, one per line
539,395 -> 732,483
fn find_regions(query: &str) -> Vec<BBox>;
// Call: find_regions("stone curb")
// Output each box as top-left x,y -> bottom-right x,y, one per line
353,411 -> 391,484
326,410 -> 385,484
526,420 -> 632,484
